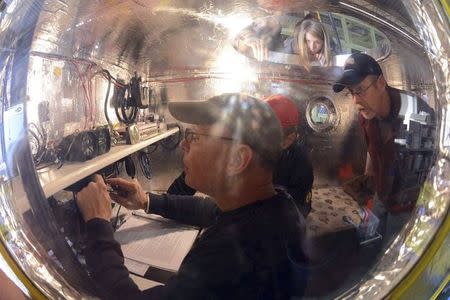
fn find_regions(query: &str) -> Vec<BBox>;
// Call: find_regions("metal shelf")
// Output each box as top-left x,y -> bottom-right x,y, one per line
38,128 -> 179,198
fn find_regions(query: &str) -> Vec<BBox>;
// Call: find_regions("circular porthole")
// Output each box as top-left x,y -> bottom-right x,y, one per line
306,97 -> 338,133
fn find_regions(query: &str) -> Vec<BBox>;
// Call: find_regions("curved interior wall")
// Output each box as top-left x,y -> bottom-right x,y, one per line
0,0 -> 448,299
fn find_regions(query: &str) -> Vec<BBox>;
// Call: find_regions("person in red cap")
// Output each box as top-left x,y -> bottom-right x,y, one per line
265,94 -> 314,216
168,94 -> 314,217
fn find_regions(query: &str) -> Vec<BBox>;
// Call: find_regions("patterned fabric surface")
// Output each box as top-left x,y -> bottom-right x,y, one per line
306,186 -> 363,236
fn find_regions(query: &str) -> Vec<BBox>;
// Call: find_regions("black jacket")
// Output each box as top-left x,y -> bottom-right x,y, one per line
273,141 -> 313,216
168,142 -> 314,216
85,191 -> 307,299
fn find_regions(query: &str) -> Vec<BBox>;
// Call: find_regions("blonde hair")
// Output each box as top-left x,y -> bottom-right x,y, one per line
294,19 -> 331,69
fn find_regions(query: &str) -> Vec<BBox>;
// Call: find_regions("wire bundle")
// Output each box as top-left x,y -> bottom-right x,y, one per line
28,122 -> 47,165
138,151 -> 153,180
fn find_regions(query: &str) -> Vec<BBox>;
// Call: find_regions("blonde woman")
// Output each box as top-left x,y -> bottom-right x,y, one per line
293,18 -> 332,68
235,15 -> 333,69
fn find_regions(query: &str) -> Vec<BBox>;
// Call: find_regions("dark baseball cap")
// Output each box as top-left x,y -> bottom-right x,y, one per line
169,93 -> 283,169
333,53 -> 383,93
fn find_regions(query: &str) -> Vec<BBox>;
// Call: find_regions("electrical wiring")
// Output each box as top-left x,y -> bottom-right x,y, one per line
114,83 -> 138,125
112,161 -> 119,177
28,128 -> 41,156
138,151 -> 152,180
115,159 -> 124,176
70,61 -> 96,129
56,138 -> 76,169
32,52 -> 144,131
73,63 -> 137,129
28,123 -> 46,165
84,66 -> 136,129
88,64 -> 96,127
102,69 -> 113,127
29,51 -> 131,129
100,69 -> 127,89
99,68 -> 131,129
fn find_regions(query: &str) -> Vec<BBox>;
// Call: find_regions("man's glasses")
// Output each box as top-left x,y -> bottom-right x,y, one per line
184,128 -> 234,143
345,77 -> 379,97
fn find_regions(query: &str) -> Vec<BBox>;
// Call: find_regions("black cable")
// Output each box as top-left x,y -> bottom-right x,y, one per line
115,160 -> 124,176
28,123 -> 48,165
102,70 -> 113,127
29,122 -> 45,139
114,86 -> 127,123
28,127 -> 44,165
28,128 -> 41,159
57,133 -> 78,169
159,123 -> 182,151
114,84 -> 138,125
121,95 -> 138,124
102,71 -> 127,88
138,151 -> 152,180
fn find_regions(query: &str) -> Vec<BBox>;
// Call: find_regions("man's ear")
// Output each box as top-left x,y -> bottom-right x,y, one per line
378,75 -> 387,90
226,145 -> 253,176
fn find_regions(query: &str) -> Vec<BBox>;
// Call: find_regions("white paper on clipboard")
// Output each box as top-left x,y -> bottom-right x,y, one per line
124,257 -> 149,276
115,213 -> 199,273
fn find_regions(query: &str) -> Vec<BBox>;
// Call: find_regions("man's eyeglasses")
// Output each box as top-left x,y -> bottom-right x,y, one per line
345,77 -> 379,97
184,128 -> 234,143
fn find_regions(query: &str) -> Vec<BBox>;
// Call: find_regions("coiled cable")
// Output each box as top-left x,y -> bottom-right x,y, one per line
138,151 -> 153,180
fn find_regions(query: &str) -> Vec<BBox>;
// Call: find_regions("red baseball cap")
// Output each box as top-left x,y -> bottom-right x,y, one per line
265,94 -> 299,128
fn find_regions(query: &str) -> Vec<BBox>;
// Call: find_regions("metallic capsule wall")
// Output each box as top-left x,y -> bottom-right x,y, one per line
0,0 -> 448,299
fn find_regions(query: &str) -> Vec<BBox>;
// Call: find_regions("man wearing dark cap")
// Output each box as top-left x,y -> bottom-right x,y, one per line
333,53 -> 434,239
76,93 -> 307,299
168,94 -> 314,217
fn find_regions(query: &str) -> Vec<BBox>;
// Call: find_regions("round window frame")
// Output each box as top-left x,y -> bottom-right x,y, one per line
306,97 -> 339,133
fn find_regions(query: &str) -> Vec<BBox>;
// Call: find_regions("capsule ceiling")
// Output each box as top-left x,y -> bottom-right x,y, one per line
29,0 -> 421,75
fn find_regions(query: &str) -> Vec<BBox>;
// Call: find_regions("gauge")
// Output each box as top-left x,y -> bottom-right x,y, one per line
126,124 -> 140,144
